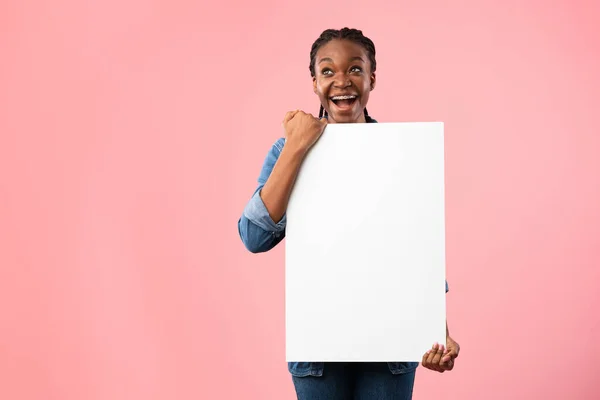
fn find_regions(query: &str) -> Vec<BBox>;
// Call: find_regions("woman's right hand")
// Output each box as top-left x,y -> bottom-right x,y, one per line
282,110 -> 327,154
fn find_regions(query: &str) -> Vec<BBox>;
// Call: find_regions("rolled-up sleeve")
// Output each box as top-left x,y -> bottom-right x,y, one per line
238,138 -> 287,253
243,188 -> 286,233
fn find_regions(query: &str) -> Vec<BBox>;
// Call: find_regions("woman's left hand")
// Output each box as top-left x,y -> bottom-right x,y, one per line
421,336 -> 460,373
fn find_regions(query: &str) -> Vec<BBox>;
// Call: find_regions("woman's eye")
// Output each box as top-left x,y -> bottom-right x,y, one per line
322,69 -> 333,76
351,66 -> 362,73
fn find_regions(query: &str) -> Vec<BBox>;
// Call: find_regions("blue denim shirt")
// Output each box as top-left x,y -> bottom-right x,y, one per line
238,118 -> 449,377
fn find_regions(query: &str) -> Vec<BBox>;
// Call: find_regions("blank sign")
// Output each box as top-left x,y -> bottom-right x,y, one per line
285,122 -> 446,362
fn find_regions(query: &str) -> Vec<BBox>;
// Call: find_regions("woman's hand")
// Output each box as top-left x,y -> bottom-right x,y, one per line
421,336 -> 460,373
282,110 -> 327,154
257,110 -> 326,224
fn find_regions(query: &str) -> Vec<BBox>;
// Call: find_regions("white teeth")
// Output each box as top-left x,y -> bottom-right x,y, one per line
331,95 -> 357,100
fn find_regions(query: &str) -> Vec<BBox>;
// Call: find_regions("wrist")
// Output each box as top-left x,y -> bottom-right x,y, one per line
282,139 -> 309,158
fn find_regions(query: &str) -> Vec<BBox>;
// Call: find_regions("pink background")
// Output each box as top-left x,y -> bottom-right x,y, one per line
1,1 -> 599,399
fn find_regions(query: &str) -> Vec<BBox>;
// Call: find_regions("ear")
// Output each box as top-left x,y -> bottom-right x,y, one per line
370,72 -> 376,91
313,76 -> 318,94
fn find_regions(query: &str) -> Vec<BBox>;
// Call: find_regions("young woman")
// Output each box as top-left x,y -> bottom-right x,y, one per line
238,28 -> 460,400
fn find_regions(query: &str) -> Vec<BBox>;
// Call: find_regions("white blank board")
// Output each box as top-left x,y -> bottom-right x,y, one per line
285,122 -> 446,362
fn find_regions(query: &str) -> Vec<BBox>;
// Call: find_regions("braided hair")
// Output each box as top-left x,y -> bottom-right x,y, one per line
309,28 -> 376,122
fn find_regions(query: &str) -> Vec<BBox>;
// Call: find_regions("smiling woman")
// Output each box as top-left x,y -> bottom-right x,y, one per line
237,27 -> 459,400
310,29 -> 376,124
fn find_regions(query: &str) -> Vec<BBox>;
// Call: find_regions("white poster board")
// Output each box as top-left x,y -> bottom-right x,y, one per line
285,122 -> 446,362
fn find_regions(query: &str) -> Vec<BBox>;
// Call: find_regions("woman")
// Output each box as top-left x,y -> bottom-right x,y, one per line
238,27 -> 460,400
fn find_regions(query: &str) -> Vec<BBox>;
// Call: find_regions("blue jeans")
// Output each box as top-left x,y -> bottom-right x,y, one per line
291,362 -> 416,400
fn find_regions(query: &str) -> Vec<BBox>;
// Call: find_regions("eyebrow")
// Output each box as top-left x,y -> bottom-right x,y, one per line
318,56 -> 366,64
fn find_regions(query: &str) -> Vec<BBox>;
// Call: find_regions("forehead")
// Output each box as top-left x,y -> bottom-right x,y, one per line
316,39 -> 369,63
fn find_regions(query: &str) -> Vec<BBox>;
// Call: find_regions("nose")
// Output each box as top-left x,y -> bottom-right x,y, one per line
333,73 -> 351,88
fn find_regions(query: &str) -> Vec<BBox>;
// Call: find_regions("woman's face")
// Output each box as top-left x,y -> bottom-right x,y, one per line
313,39 -> 376,124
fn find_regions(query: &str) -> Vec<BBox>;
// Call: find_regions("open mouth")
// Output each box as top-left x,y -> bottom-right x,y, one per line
330,94 -> 358,109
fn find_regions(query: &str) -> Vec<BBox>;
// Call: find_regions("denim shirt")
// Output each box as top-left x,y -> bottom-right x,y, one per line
238,118 -> 449,377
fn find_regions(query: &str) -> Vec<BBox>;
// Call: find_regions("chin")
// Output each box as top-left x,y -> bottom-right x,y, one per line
329,113 -> 362,123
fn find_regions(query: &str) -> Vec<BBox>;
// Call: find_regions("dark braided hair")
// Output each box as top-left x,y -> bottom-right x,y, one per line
309,28 -> 376,122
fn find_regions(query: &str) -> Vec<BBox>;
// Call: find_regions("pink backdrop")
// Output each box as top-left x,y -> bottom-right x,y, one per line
1,1 -> 599,399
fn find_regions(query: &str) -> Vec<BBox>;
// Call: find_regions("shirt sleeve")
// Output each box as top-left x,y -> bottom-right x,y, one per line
238,138 -> 287,253
242,188 -> 286,233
